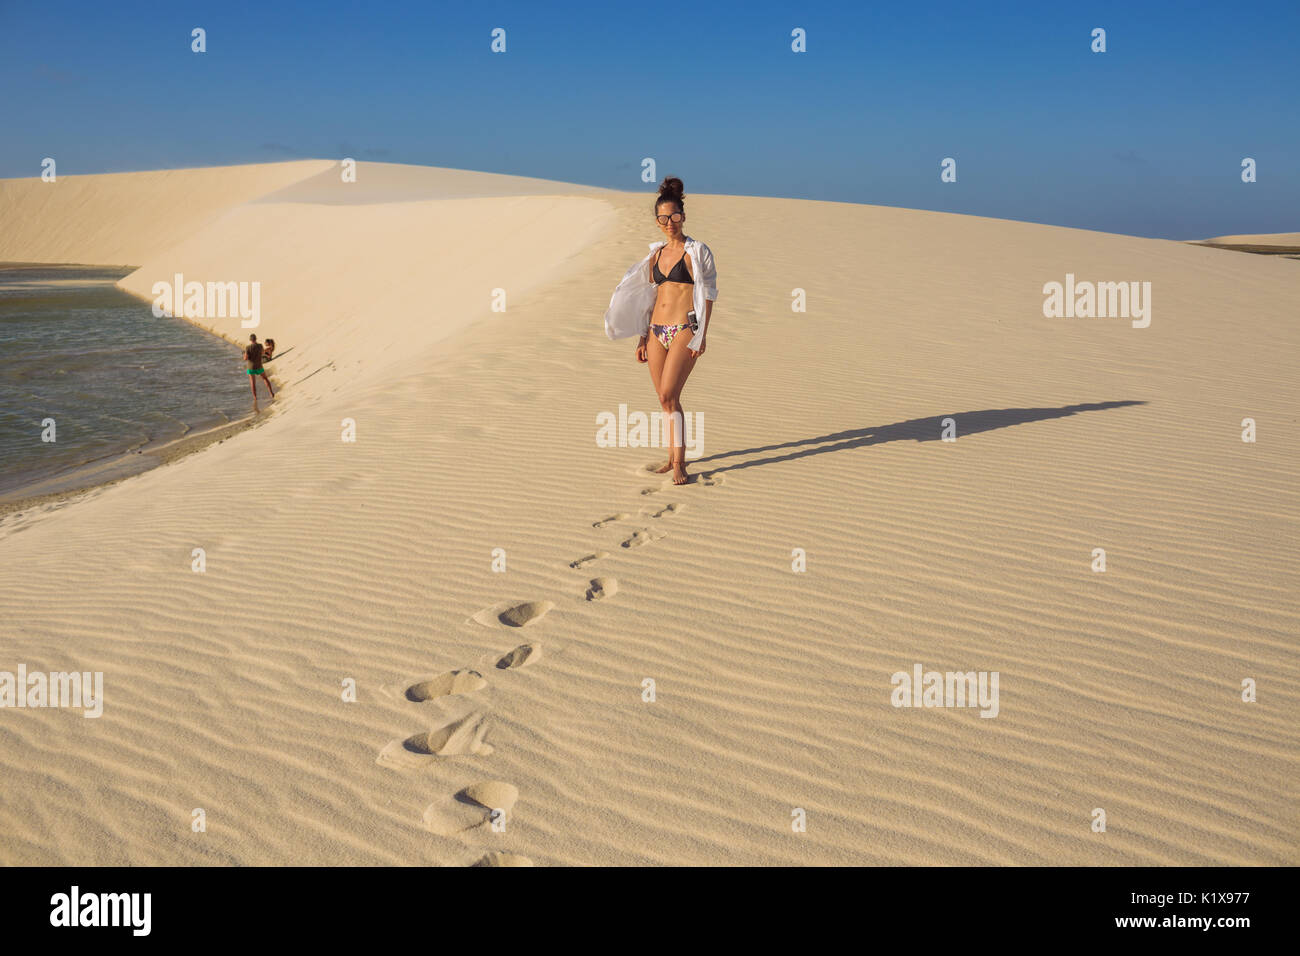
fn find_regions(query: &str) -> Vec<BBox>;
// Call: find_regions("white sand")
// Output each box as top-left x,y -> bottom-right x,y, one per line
0,162 -> 1296,865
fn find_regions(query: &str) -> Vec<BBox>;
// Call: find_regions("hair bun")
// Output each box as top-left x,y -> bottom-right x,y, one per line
658,176 -> 685,199
653,176 -> 687,219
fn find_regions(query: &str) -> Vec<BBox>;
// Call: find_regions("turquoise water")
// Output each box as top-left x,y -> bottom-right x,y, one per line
0,264 -> 256,497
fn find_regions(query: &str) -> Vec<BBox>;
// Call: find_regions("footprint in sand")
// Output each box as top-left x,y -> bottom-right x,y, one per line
472,600 -> 554,628
471,852 -> 534,867
620,528 -> 666,549
592,513 -> 630,528
644,502 -> 683,519
379,712 -> 495,766
405,669 -> 488,702
403,712 -> 492,756
655,470 -> 721,488
496,643 -> 541,669
584,577 -> 618,601
568,551 -> 607,570
639,488 -> 659,496
423,781 -> 519,836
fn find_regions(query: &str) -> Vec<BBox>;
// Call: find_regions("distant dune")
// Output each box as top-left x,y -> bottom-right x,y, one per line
1189,231 -> 1300,258
1196,231 -> 1300,246
0,161 -> 334,264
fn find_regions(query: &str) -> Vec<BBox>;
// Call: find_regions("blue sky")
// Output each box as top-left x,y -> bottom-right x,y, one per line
2,0 -> 1296,238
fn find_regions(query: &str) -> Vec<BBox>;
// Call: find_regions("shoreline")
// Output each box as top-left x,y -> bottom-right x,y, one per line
0,399 -> 273,522
0,260 -> 281,524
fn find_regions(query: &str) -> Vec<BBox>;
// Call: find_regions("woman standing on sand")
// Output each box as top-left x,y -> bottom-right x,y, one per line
603,177 -> 718,485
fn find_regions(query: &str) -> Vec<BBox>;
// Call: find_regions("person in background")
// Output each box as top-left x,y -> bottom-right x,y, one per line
243,333 -> 274,399
263,338 -> 276,362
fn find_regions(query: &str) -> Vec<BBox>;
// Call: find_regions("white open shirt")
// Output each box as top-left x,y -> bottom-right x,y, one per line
603,235 -> 718,352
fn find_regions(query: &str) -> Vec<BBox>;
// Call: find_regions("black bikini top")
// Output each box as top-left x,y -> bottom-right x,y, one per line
653,247 -> 694,285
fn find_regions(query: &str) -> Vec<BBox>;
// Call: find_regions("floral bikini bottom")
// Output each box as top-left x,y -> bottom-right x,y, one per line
649,323 -> 692,349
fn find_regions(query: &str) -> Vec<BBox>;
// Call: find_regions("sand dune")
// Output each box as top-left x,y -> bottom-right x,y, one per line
0,161 -> 335,265
0,162 -> 1296,865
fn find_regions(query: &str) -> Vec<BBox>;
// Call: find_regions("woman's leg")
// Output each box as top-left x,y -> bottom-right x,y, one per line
646,334 -> 674,473
657,331 -> 699,484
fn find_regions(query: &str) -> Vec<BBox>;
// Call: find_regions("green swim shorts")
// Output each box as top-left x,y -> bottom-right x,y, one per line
247,368 -> 264,375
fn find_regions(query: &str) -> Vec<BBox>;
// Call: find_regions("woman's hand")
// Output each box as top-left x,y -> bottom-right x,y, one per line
636,337 -> 648,363
689,337 -> 707,358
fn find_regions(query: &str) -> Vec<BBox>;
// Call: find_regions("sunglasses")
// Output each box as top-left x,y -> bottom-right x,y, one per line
656,212 -> 684,224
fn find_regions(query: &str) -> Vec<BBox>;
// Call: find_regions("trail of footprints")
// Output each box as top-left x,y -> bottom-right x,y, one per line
381,650 -> 539,867
381,460 -> 725,865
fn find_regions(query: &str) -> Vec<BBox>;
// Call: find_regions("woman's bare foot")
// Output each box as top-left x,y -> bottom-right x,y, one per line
653,460 -> 673,474
671,457 -> 688,485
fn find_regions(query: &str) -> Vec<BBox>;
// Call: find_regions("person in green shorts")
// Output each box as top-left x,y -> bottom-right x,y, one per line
243,333 -> 274,399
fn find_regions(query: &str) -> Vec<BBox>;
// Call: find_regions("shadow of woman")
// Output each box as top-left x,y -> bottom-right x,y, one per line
692,400 -> 1147,474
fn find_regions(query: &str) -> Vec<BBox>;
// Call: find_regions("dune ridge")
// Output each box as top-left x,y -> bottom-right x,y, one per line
0,163 -> 1296,865
0,161 -> 335,265
1197,231 -> 1300,246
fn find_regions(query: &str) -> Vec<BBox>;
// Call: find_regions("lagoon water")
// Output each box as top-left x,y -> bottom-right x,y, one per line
0,264 -> 255,497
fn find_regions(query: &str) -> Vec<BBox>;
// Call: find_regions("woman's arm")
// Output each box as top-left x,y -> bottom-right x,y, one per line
637,249 -> 655,361
698,242 -> 717,350
689,299 -> 713,357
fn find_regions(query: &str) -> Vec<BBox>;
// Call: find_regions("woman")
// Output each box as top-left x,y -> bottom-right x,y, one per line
603,177 -> 718,484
